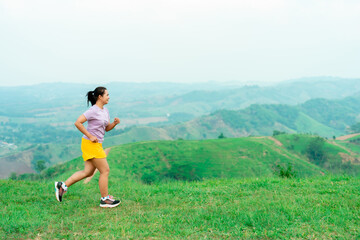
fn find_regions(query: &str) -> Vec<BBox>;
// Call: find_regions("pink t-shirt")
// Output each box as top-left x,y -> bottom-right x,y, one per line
83,105 -> 110,143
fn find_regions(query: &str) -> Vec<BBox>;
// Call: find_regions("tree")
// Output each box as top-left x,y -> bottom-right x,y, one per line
9,172 -> 17,180
350,122 -> 360,133
34,160 -> 46,173
273,130 -> 286,136
218,133 -> 226,139
306,137 -> 328,165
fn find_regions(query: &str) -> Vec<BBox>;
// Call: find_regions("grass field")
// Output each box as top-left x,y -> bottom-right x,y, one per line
1,175 -> 360,239
3,136 -> 360,239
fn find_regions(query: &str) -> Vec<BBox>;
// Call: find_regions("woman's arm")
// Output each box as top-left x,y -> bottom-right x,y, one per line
74,114 -> 98,142
106,117 -> 120,132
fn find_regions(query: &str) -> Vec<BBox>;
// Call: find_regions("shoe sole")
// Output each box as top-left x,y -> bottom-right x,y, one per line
100,201 -> 121,208
55,182 -> 61,202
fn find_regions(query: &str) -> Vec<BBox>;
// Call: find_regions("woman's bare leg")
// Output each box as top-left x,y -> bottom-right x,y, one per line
90,157 -> 110,198
65,160 -> 96,187
83,148 -> 111,184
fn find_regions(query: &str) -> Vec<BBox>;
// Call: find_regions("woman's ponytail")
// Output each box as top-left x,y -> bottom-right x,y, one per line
86,87 -> 107,106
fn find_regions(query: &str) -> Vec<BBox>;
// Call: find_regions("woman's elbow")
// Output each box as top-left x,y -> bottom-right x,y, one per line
74,122 -> 81,128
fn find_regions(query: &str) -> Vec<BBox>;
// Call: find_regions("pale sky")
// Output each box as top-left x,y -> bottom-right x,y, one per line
0,0 -> 359,86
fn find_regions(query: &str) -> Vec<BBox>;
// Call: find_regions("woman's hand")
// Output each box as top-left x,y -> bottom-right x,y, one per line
114,117 -> 120,125
89,135 -> 98,143
106,117 -> 120,132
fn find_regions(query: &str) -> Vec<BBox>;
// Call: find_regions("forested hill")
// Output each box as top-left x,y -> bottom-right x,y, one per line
165,77 -> 360,116
170,93 -> 360,139
105,92 -> 360,145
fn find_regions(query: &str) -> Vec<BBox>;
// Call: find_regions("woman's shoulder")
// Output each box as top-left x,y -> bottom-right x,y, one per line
85,105 -> 96,112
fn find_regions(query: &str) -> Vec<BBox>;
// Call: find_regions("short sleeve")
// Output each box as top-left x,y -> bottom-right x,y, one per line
83,108 -> 93,121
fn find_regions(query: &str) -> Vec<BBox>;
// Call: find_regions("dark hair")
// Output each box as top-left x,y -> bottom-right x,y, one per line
86,86 -> 107,106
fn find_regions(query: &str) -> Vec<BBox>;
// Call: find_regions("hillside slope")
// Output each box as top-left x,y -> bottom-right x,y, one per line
19,137 -> 344,183
164,93 -> 360,140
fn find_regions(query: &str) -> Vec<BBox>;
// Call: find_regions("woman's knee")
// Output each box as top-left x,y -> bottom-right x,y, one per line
101,166 -> 110,175
92,158 -> 110,175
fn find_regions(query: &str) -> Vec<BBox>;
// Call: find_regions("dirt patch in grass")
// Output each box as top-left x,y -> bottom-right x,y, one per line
339,152 -> 360,164
336,133 -> 360,141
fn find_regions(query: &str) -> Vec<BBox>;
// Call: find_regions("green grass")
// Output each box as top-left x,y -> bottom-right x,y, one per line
2,176 -> 360,239
19,135 -> 360,182
335,135 -> 360,155
45,137 -> 323,184
4,136 -> 360,238
294,112 -> 341,137
275,134 -> 350,164
274,133 -> 360,176
340,142 -> 360,155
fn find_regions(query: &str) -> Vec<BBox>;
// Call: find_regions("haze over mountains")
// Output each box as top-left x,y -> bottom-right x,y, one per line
1,76 -> 360,178
1,77 -> 360,123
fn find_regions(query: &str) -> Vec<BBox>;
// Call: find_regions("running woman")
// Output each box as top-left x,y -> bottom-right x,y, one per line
55,86 -> 121,208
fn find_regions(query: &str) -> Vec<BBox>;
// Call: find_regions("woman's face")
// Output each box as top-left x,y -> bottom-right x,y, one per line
99,89 -> 110,105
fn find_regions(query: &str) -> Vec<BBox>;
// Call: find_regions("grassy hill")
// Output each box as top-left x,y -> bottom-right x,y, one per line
16,135 -> 360,183
26,137 -> 326,183
274,134 -> 360,175
3,136 -> 360,238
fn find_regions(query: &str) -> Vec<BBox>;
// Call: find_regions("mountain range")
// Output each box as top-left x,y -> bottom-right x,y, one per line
104,92 -> 360,148
1,76 -> 360,178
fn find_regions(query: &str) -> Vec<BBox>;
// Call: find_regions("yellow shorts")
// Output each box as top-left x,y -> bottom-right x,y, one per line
81,138 -> 107,161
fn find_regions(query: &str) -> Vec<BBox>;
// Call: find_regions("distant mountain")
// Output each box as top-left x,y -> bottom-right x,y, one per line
160,77 -> 360,117
275,76 -> 360,100
104,91 -> 360,147
170,92 -> 360,139
1,77 -> 359,121
0,81 -> 239,117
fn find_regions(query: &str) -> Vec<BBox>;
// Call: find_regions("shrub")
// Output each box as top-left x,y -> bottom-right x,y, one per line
306,137 -> 328,165
274,163 -> 296,178
141,172 -> 159,184
34,160 -> 46,173
273,130 -> 286,136
218,133 -> 226,139
9,172 -> 17,180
